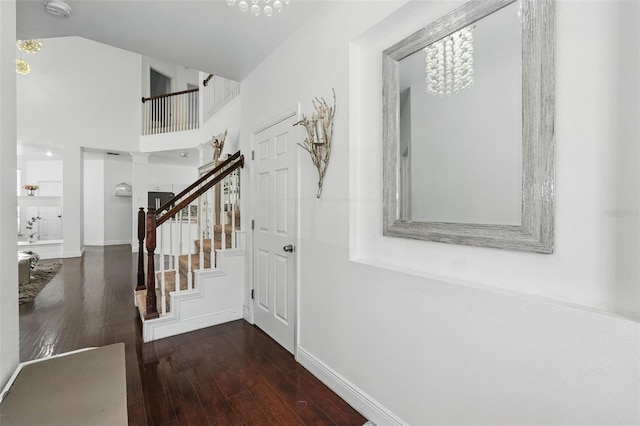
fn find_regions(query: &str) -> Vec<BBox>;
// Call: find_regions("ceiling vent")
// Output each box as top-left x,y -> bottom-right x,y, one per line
44,0 -> 72,18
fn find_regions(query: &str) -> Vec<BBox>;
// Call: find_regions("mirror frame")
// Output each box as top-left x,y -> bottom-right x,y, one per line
382,0 -> 555,253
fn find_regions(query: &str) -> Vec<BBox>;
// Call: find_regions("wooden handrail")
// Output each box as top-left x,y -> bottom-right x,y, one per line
156,154 -> 244,227
141,88 -> 199,104
155,150 -> 241,216
203,74 -> 214,87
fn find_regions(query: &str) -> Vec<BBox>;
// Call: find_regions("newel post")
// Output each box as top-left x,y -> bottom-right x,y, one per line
145,208 -> 159,320
136,208 -> 146,291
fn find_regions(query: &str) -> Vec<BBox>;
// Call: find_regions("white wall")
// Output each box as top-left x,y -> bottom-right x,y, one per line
17,36 -> 141,257
23,160 -> 63,190
141,56 -> 199,99
103,159 -> 133,245
83,156 -> 133,246
241,0 -> 640,424
83,159 -> 104,245
0,0 -> 19,390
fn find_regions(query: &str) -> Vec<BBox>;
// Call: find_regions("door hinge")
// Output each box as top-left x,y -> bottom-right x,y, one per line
251,150 -> 255,160
251,289 -> 255,299
251,219 -> 255,230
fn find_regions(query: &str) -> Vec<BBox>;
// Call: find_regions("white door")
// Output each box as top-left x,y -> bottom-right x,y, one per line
253,114 -> 297,354
39,207 -> 62,240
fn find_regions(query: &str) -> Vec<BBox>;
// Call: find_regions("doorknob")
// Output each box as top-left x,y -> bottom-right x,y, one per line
283,244 -> 294,253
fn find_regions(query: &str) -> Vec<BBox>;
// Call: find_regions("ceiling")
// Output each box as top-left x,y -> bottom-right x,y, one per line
16,0 -> 326,81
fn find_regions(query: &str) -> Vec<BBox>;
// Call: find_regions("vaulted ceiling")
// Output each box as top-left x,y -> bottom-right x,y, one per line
16,0 -> 326,81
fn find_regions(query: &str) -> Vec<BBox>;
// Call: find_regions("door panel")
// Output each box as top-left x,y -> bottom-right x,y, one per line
253,114 -> 297,354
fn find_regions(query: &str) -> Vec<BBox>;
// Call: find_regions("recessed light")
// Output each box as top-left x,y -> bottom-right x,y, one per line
179,152 -> 191,158
44,0 -> 72,18
46,150 -> 52,157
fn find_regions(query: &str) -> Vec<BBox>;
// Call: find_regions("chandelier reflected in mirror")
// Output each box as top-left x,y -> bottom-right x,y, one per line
424,26 -> 475,96
226,0 -> 290,17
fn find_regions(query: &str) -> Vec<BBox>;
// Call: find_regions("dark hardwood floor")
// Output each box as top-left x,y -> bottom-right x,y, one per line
19,245 -> 367,426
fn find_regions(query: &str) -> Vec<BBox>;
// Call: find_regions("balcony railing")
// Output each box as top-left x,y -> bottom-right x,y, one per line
141,88 -> 199,135
141,75 -> 240,136
202,74 -> 241,123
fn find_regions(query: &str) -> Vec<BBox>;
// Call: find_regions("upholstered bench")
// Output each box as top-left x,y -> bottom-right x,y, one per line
18,251 -> 40,286
18,253 -> 31,286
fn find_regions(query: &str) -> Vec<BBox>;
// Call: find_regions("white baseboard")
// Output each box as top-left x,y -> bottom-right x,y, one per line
296,346 -> 406,426
144,307 -> 243,342
103,240 -> 131,246
85,240 -> 131,247
243,305 -> 252,323
63,248 -> 84,258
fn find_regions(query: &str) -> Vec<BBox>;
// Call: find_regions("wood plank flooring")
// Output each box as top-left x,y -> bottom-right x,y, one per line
19,245 -> 367,426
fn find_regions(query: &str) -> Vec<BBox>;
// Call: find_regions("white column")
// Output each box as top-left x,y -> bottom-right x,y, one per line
62,146 -> 83,258
0,0 -> 19,389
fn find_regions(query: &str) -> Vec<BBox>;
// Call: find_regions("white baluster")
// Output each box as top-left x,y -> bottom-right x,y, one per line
144,101 -> 148,135
199,192 -> 204,270
159,223 -> 166,315
231,171 -> 236,249
220,178 -> 226,253
174,215 -> 180,293
187,202 -> 193,290
169,215 -> 174,271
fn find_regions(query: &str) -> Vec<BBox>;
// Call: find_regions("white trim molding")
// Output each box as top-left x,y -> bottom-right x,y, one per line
296,346 -> 407,426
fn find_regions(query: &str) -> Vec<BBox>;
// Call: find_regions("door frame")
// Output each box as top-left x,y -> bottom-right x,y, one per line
247,105 -> 302,355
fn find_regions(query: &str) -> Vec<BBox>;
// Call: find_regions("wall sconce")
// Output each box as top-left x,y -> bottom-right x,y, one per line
114,182 -> 132,197
294,89 -> 336,198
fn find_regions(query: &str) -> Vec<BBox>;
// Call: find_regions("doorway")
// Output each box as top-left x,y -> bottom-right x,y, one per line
150,68 -> 171,127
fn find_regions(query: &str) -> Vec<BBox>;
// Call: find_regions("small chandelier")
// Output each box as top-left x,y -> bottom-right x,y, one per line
16,59 -> 31,75
424,26 -> 475,96
16,39 -> 43,54
226,0 -> 290,17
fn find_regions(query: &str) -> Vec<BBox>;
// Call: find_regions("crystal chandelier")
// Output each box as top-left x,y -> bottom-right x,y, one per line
226,0 -> 290,17
424,27 -> 474,96
16,59 -> 31,75
16,39 -> 43,54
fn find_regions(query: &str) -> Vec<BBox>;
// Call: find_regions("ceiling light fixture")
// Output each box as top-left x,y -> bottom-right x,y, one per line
226,0 -> 290,17
46,150 -> 53,157
15,59 -> 31,75
44,0 -> 72,18
16,39 -> 43,54
179,152 -> 191,158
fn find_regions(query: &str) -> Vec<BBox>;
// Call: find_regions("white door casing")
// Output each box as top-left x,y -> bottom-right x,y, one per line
252,113 -> 297,354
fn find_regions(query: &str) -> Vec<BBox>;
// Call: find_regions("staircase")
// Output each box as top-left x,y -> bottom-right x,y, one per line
134,152 -> 245,342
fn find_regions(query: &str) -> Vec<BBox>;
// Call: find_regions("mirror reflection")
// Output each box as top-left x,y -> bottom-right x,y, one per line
398,1 -> 522,225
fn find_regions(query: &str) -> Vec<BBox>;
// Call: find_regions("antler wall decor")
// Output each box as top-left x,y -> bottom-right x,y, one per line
294,89 -> 336,198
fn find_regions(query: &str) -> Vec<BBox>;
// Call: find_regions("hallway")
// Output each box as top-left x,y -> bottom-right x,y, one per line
19,245 -> 366,425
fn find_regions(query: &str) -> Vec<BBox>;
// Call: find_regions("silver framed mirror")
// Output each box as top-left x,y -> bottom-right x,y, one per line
382,0 -> 555,253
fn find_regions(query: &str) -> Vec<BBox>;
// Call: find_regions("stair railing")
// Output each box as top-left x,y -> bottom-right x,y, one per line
141,88 -> 199,135
138,151 -> 244,320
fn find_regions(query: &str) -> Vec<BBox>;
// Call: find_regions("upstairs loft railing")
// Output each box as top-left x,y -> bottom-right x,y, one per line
137,151 -> 244,320
140,75 -> 240,136
142,88 -> 199,135
202,74 -> 241,123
